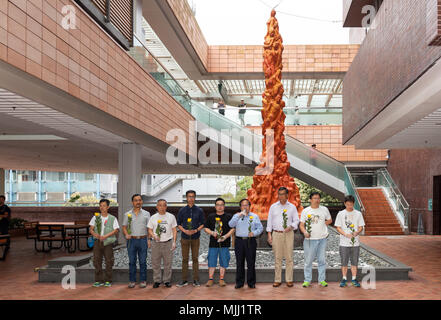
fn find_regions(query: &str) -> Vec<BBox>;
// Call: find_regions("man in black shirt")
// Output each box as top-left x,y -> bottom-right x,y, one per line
0,195 -> 11,235
204,197 -> 234,287
176,190 -> 205,287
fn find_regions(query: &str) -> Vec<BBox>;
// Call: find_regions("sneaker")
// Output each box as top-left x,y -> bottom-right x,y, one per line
339,279 -> 347,287
319,281 -> 328,287
104,282 -> 112,287
128,282 -> 136,289
219,279 -> 226,287
139,281 -> 147,288
351,279 -> 361,287
176,280 -> 188,287
164,282 -> 172,288
92,282 -> 103,287
153,282 -> 161,288
206,279 -> 214,287
302,281 -> 310,288
193,280 -> 201,287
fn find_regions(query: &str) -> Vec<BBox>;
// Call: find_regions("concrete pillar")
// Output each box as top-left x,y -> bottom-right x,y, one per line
0,168 -> 5,196
117,143 -> 142,243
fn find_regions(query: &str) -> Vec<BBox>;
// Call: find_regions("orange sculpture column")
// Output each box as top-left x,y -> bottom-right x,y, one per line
247,10 -> 303,220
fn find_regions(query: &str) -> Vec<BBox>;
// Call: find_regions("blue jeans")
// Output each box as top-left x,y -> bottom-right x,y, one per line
207,247 -> 230,268
303,237 -> 327,283
127,238 -> 148,282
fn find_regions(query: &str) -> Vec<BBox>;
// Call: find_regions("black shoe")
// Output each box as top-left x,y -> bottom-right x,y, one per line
164,282 -> 171,288
235,284 -> 244,289
248,284 -> 256,289
153,282 -> 161,288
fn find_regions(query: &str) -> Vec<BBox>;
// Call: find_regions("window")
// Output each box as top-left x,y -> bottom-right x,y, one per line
43,172 -> 66,181
18,171 -> 37,182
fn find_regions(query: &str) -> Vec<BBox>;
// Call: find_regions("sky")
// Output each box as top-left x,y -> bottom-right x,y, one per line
187,0 -> 349,45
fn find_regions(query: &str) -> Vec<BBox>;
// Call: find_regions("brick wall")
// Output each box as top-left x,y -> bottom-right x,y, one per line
387,148 -> 441,235
208,45 -> 358,74
166,0 -> 209,70
0,0 -> 193,152
248,125 -> 388,162
343,0 -> 441,144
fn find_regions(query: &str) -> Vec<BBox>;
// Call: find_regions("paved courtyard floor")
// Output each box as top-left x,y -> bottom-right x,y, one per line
0,235 -> 440,300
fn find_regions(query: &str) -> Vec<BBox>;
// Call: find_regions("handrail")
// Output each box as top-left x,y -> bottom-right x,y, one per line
344,167 -> 366,215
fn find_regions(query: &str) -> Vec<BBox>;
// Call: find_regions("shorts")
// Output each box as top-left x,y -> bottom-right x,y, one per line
339,246 -> 360,267
207,247 -> 230,268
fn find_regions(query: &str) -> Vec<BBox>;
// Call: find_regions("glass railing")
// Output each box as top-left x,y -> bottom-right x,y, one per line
376,168 -> 410,228
213,106 -> 342,126
129,34 -> 191,112
343,167 -> 364,213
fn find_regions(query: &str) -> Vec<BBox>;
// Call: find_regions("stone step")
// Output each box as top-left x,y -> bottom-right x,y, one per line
365,223 -> 402,228
366,227 -> 403,232
364,231 -> 405,236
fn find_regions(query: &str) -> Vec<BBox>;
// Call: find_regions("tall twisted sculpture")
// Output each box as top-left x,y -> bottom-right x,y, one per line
247,10 -> 303,220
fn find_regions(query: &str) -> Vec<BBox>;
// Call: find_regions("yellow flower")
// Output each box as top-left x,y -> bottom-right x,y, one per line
307,214 -> 311,218
215,217 -> 220,221
127,213 -> 132,218
283,209 -> 287,213
187,218 -> 192,222
94,212 -> 100,217
350,224 -> 354,228
158,220 -> 162,223
220,222 -> 223,226
250,216 -> 254,220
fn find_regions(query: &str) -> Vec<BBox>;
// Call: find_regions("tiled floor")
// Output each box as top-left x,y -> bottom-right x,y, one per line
1,235 -> 440,300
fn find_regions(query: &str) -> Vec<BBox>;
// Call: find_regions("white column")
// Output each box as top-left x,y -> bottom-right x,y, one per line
0,168 -> 5,196
117,143 -> 142,243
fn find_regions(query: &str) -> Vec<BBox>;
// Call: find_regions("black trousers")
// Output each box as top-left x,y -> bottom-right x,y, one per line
234,237 -> 257,286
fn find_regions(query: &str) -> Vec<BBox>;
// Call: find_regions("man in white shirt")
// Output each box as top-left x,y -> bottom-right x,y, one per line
266,187 -> 299,287
334,195 -> 365,288
147,199 -> 177,288
299,192 -> 332,288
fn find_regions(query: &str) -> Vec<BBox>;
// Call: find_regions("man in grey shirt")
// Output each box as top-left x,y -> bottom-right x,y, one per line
122,194 -> 151,288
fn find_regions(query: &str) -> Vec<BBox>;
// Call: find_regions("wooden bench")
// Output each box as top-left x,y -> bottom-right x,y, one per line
0,235 -> 10,261
35,224 -> 74,253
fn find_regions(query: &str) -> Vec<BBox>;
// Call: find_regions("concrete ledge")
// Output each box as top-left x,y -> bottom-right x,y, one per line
38,265 -> 411,283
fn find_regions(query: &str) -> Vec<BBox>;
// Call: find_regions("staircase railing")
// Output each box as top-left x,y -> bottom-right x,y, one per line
376,168 -> 410,230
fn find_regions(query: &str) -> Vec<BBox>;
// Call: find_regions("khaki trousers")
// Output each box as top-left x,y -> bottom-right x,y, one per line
151,240 -> 173,283
272,231 -> 294,282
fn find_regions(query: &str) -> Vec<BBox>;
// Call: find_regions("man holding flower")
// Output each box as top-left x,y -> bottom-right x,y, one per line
334,195 -> 365,287
147,199 -> 177,288
89,199 -> 119,287
176,190 -> 205,287
204,198 -> 234,287
122,194 -> 151,288
266,187 -> 300,287
228,199 -> 263,289
300,192 -> 332,288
